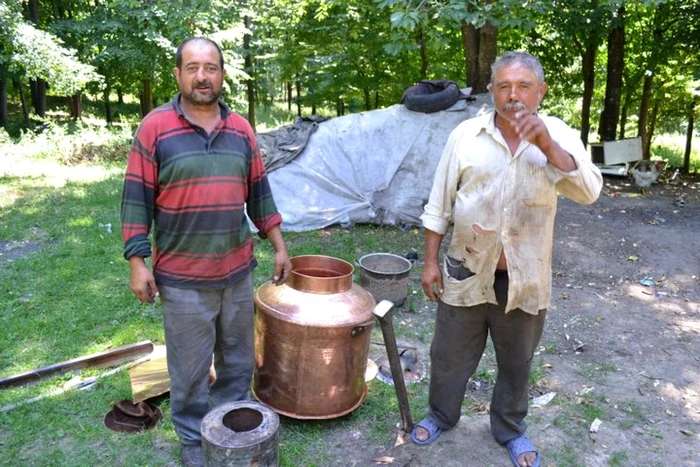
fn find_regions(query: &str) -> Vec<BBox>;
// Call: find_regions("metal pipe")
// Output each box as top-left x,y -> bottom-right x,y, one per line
373,300 -> 413,433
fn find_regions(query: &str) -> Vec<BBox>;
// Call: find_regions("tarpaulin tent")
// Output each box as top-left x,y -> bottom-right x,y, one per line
260,95 -> 493,232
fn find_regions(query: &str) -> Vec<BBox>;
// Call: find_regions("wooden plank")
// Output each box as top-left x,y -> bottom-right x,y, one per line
129,345 -> 170,403
0,340 -> 154,389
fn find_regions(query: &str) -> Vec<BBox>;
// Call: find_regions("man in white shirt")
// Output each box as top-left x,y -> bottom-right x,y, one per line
412,51 -> 602,467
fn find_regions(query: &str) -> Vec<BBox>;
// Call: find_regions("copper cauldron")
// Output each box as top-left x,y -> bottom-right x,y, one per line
253,255 -> 375,419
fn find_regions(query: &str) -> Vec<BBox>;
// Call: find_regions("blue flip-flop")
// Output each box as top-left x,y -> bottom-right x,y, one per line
410,417 -> 442,445
505,434 -> 540,467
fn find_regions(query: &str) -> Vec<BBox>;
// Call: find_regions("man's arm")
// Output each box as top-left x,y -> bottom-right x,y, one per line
421,229 -> 444,301
266,225 -> 292,285
122,121 -> 159,303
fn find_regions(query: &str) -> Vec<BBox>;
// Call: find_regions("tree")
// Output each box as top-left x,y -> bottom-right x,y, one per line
0,0 -> 100,127
598,4 -> 625,141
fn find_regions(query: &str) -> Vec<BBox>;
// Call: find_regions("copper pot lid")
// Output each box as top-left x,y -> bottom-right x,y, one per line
104,399 -> 162,433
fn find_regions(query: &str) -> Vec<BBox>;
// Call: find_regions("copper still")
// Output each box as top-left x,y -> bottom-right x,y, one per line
253,255 -> 375,419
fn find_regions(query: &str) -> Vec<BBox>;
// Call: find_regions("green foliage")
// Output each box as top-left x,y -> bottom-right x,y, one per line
0,1 -> 101,94
651,134 -> 700,172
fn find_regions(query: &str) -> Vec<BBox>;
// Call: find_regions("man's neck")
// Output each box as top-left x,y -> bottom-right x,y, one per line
180,97 -> 220,121
494,112 -> 519,140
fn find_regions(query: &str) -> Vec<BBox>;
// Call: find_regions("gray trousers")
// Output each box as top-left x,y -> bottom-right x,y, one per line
159,273 -> 254,445
427,270 -> 547,444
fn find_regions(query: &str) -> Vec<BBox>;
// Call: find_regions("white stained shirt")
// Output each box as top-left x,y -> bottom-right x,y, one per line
421,111 -> 603,315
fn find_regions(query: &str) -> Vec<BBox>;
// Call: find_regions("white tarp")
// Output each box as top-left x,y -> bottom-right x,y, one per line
268,95 -> 493,232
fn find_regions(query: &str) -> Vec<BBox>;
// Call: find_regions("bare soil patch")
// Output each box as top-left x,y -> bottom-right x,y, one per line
308,174 -> 700,467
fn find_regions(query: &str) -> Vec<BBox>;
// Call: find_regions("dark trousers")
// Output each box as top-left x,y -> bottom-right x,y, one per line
427,271 -> 547,444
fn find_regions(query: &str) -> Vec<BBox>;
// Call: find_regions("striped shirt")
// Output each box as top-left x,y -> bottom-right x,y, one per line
121,94 -> 282,289
421,111 -> 602,314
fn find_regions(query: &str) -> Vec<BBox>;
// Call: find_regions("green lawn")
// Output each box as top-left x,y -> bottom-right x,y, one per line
0,130 -> 428,465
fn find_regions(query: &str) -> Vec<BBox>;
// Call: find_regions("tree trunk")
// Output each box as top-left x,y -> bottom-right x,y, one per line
579,44 -> 595,147
28,0 -> 46,118
295,77 -> 301,117
598,5 -> 625,141
462,21 -> 479,90
69,94 -> 82,120
286,82 -> 292,111
104,87 -> 112,124
644,97 -> 660,160
618,94 -> 628,139
461,20 -> 497,93
244,15 -> 256,132
13,79 -> 30,127
683,96 -> 697,174
637,73 -> 653,156
140,79 -> 153,117
117,87 -> 124,104
418,27 -> 428,79
0,78 -> 7,126
337,98 -> 345,117
363,88 -> 371,111
477,22 -> 498,90
29,80 -> 47,118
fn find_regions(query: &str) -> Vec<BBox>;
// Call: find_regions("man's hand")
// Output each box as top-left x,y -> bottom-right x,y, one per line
511,110 -> 552,151
272,250 -> 292,285
511,110 -> 577,172
129,257 -> 159,303
266,225 -> 292,285
421,261 -> 443,301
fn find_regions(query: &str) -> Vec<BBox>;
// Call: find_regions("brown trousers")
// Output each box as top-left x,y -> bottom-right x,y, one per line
427,270 -> 547,444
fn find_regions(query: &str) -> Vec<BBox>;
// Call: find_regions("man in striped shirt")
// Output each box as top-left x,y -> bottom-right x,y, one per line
121,37 -> 292,467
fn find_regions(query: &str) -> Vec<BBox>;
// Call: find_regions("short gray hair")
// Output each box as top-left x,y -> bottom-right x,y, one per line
490,51 -> 545,85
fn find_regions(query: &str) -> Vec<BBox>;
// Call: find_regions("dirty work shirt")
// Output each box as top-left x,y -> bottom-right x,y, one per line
121,94 -> 282,289
421,111 -> 602,314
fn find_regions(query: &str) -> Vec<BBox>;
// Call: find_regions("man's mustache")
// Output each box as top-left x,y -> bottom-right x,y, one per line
503,101 -> 526,111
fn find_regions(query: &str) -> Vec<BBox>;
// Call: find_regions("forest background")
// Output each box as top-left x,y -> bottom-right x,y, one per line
1,2 -> 700,466
0,0 -> 699,171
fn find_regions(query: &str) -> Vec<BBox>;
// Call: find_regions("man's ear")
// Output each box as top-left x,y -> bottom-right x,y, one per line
538,81 -> 548,101
173,67 -> 180,80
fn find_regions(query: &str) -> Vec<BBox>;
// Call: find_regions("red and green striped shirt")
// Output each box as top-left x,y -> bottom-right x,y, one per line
121,94 -> 282,289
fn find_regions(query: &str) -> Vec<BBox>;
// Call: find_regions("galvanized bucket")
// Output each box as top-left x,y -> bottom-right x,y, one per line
357,253 -> 413,306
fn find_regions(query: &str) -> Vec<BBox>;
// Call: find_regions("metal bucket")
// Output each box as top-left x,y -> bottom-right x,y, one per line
357,253 -> 413,306
253,255 -> 375,419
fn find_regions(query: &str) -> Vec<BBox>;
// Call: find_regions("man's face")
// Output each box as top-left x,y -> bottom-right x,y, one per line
174,41 -> 225,107
489,64 -> 547,122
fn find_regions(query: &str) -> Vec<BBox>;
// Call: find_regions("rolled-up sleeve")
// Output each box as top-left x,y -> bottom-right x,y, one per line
543,118 -> 603,205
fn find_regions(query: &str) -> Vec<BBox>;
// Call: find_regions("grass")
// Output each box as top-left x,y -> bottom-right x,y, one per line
651,133 -> 700,173
0,120 -> 430,465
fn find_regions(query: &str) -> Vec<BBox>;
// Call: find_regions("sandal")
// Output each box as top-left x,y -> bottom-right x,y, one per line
410,417 -> 442,445
505,434 -> 540,467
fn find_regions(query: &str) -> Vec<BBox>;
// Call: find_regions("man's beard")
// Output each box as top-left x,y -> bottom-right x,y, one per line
183,80 -> 220,106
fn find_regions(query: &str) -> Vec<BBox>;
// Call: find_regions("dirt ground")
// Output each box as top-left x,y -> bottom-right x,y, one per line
316,173 -> 700,467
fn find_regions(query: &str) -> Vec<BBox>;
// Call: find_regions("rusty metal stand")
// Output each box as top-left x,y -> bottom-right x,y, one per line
373,300 -> 414,433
